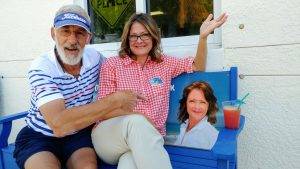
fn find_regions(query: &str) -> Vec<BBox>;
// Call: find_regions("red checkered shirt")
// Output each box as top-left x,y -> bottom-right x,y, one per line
98,55 -> 193,135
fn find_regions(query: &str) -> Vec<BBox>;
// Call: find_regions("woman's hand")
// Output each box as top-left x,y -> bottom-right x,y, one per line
200,13 -> 228,39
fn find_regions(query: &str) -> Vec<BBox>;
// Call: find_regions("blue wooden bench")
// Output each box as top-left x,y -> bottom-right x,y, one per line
0,67 -> 244,169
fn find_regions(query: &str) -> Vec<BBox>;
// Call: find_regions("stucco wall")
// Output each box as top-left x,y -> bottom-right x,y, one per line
0,0 -> 72,114
223,0 -> 300,168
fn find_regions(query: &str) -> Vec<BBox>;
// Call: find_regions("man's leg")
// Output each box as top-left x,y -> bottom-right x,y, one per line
64,126 -> 97,169
13,126 -> 62,169
24,151 -> 61,169
117,151 -> 137,169
66,147 -> 97,169
92,114 -> 172,169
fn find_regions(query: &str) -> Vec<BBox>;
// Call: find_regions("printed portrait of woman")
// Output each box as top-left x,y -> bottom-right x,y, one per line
174,81 -> 219,150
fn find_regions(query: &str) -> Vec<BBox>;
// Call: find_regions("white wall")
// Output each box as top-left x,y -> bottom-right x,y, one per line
223,0 -> 300,168
0,0 -> 72,114
1,0 -> 300,169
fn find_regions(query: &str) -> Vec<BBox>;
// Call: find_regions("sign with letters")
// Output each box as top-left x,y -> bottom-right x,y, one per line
91,0 -> 133,28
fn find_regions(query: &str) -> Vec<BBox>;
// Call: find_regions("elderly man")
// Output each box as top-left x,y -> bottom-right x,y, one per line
13,4 -> 143,169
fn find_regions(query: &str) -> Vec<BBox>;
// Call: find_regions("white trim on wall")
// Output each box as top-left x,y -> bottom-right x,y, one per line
135,0 -> 147,13
213,0 -> 222,45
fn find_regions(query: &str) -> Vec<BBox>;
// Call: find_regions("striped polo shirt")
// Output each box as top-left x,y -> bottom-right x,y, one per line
25,47 -> 105,136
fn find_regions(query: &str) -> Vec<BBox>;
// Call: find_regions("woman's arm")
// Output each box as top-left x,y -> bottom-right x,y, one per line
193,13 -> 228,71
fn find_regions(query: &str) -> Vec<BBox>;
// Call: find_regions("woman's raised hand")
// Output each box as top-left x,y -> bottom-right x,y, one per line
200,13 -> 228,39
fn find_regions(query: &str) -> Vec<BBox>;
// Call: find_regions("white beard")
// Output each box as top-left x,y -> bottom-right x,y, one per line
55,40 -> 84,65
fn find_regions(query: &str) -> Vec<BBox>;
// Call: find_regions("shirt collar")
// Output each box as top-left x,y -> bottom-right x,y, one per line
48,48 -> 64,76
121,55 -> 157,66
122,55 -> 135,66
182,116 -> 209,131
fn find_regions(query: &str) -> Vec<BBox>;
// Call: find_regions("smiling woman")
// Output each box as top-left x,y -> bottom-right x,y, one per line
91,12 -> 226,169
128,22 -> 153,61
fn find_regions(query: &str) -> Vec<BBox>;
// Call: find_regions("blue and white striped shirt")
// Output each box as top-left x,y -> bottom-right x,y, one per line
25,47 -> 105,136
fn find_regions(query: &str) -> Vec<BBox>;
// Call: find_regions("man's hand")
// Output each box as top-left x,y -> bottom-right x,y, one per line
99,90 -> 146,121
200,13 -> 228,39
99,109 -> 138,121
110,90 -> 146,114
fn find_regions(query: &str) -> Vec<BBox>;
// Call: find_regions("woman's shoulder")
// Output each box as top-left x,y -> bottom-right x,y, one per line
193,122 -> 218,148
105,56 -> 121,61
193,120 -> 218,135
202,122 -> 219,137
160,54 -> 192,64
102,56 -> 122,65
155,54 -> 179,67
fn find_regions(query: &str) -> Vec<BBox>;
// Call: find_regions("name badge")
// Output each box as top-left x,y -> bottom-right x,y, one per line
149,76 -> 163,86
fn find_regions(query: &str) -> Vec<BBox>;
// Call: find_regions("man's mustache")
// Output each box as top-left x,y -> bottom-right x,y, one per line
64,44 -> 81,50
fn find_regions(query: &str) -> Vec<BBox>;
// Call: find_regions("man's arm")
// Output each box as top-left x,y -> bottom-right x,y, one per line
193,13 -> 228,71
40,90 -> 143,137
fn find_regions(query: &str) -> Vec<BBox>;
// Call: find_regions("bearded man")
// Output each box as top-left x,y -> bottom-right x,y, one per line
13,4 -> 143,169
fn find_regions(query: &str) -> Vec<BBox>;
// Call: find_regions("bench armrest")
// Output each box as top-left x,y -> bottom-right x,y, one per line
0,111 -> 28,148
212,115 -> 245,160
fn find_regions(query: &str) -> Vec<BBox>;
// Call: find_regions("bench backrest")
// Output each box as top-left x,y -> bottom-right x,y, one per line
166,67 -> 238,134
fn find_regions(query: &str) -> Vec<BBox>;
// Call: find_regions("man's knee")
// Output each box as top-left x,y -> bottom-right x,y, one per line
67,148 -> 97,169
24,151 -> 61,169
78,162 -> 97,169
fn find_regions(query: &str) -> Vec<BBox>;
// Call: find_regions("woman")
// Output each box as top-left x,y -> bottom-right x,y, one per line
92,13 -> 227,169
175,81 -> 219,150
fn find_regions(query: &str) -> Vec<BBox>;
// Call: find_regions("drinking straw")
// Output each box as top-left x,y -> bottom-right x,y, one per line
238,93 -> 250,109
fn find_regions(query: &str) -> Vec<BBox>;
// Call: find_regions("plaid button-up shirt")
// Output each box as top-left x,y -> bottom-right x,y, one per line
98,55 -> 193,135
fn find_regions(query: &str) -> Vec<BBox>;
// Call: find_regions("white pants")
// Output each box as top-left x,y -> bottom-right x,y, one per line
91,114 -> 172,169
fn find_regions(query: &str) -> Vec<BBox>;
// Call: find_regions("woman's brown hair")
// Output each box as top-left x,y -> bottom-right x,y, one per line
119,13 -> 162,63
178,81 -> 218,124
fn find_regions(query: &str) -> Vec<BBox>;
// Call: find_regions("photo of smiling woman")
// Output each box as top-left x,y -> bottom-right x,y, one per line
174,81 -> 219,150
91,13 -> 227,169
